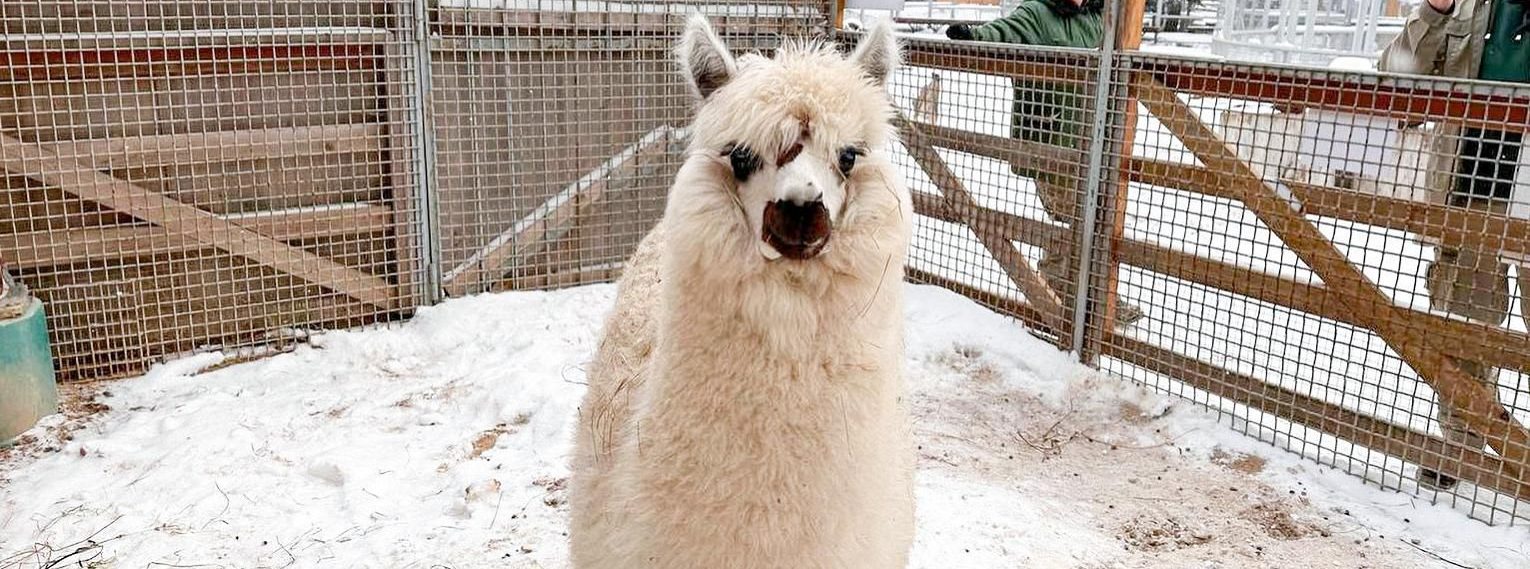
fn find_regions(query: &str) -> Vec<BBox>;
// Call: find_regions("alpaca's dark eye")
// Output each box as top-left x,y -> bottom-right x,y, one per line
837,146 -> 863,176
723,143 -> 761,182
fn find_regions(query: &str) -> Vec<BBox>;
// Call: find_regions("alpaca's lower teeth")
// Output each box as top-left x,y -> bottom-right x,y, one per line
759,240 -> 783,261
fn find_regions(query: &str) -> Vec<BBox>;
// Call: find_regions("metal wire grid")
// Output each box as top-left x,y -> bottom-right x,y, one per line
430,0 -> 827,297
1082,55 -> 1530,525
883,15 -> 1530,526
891,37 -> 1101,350
0,1 -> 428,380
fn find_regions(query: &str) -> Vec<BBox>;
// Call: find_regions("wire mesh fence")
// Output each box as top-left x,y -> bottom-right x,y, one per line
0,1 -> 429,381
429,0 -> 825,297
886,23 -> 1530,524
3,0 -> 1529,528
1091,54 -> 1530,526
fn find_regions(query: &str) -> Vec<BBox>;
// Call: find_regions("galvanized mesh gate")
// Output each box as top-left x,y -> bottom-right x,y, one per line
2,1 -> 1528,525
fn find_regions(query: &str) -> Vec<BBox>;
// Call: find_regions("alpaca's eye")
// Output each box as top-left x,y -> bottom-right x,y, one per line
723,143 -> 761,183
837,146 -> 863,176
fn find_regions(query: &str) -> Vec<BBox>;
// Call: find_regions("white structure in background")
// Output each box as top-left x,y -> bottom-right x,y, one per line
841,1 -> 1003,31
1211,0 -> 1409,67
1290,56 -> 1422,200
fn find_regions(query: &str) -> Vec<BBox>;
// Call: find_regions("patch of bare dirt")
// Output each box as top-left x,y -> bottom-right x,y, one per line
1212,449 -> 1268,476
910,347 -> 1438,569
533,475 -> 568,507
1119,513 -> 1214,552
1244,500 -> 1315,541
0,380 -> 116,470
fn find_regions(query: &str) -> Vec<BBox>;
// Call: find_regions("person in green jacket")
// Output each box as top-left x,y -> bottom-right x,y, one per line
947,0 -> 1145,328
1379,0 -> 1529,492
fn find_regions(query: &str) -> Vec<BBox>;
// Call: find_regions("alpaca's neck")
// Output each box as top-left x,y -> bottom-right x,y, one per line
654,256 -> 902,394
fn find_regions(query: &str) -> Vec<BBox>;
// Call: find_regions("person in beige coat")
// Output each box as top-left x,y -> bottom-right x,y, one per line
1378,0 -> 1529,490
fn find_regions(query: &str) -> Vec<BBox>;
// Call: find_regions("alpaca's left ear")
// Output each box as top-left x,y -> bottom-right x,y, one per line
850,20 -> 900,86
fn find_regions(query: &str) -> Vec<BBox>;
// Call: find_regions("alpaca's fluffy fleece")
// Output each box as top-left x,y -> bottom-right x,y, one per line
569,16 -> 915,569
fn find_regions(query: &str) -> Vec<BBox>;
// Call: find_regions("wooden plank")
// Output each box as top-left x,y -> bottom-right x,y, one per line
433,8 -> 817,37
910,191 -> 1071,252
0,44 -> 378,81
0,133 -> 393,308
123,147 -> 386,215
1133,76 -> 1530,488
2,204 -> 391,271
0,28 -> 390,52
0,1 -> 392,34
911,121 -> 1083,176
911,190 -> 1530,373
155,69 -> 379,136
1129,158 -> 1530,261
1138,60 -> 1530,134
901,41 -> 1094,84
441,126 -> 675,297
0,78 -> 158,142
909,260 -> 1530,502
35,124 -> 382,169
1088,0 -> 1148,361
1115,239 -> 1530,374
30,257 -> 387,382
1101,334 -> 1530,502
896,115 -> 1068,330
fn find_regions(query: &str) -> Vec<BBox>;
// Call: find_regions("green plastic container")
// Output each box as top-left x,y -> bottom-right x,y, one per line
1,298 -> 58,446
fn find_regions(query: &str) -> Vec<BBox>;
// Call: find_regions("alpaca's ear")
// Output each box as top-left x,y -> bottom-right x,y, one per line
850,20 -> 900,86
678,14 -> 736,100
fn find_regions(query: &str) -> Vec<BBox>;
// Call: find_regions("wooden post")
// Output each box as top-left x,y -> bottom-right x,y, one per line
0,133 -> 394,309
1081,0 -> 1146,363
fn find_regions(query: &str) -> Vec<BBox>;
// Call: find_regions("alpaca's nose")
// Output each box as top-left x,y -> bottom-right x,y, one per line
762,199 -> 831,261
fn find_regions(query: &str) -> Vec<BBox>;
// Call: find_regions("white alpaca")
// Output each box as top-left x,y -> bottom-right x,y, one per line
568,15 -> 915,569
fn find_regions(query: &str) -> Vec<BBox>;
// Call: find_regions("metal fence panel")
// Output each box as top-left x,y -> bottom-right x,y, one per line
1080,54 -> 1530,526
891,37 -> 1104,353
0,0 -> 429,379
429,0 -> 827,297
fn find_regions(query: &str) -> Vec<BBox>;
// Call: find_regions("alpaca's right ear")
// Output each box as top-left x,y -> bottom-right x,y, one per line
850,19 -> 900,86
678,14 -> 736,101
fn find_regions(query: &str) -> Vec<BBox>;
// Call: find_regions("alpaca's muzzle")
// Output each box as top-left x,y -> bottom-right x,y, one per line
762,199 -> 831,260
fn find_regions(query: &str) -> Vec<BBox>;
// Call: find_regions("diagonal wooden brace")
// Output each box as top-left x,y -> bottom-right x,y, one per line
1133,75 -> 1530,495
440,126 -> 676,297
895,115 -> 1067,328
0,133 -> 394,309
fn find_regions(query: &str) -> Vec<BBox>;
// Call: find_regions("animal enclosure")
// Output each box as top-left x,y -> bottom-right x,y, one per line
2,0 -> 1528,530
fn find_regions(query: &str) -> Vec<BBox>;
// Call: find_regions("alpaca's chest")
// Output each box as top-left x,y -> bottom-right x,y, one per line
628,364 -> 911,552
633,348 -> 908,488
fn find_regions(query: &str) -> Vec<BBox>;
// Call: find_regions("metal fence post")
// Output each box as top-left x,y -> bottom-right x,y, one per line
410,0 -> 442,306
1069,0 -> 1126,359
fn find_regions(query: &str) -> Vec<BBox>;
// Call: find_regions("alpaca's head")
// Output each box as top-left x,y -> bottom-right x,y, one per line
673,15 -> 903,264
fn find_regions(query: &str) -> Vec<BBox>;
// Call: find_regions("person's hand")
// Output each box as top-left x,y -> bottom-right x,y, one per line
946,24 -> 974,41
1426,0 -> 1454,14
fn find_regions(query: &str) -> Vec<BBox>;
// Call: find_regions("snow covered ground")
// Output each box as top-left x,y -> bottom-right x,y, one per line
3,284 -> 1528,568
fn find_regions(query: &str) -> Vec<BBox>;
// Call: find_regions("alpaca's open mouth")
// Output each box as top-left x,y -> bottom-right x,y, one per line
761,200 -> 831,261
